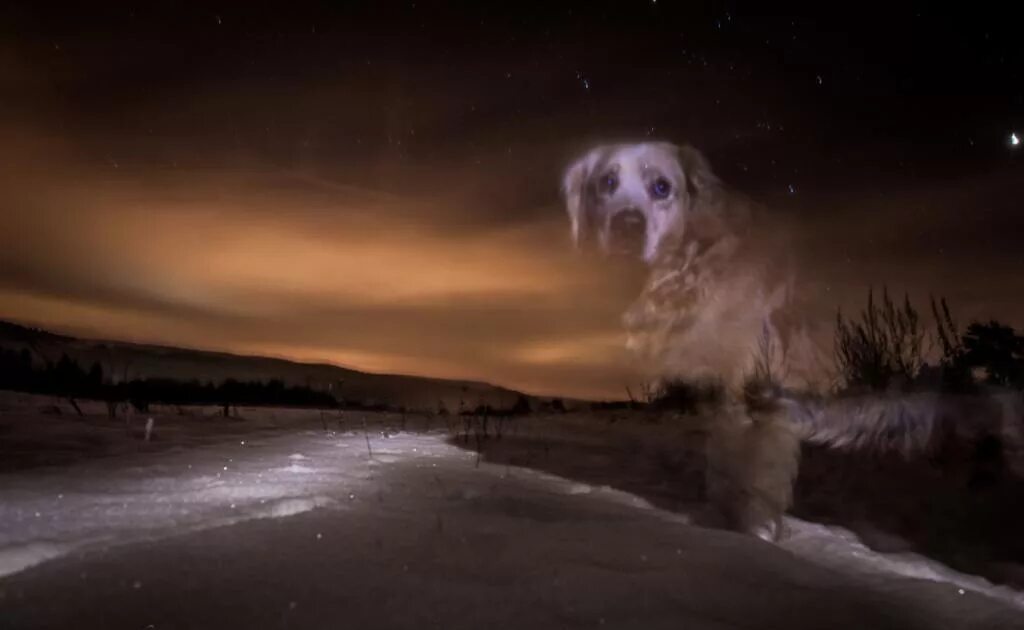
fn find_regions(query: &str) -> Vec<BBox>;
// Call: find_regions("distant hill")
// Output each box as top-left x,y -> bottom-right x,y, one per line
0,320 -> 575,411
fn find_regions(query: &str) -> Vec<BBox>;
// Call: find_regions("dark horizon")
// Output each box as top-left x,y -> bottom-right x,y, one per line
0,316 -> 577,403
1,3 -> 1021,399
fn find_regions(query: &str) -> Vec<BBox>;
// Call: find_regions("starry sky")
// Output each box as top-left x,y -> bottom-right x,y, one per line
0,3 -> 1021,399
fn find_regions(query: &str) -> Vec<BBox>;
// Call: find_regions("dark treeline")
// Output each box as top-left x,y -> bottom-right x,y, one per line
448,393 -> 535,418
834,289 -> 1024,395
0,348 -> 337,413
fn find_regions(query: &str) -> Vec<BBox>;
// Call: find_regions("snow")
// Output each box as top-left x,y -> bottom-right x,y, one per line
783,519 -> 1024,609
0,429 -> 405,578
1,427 -> 1023,628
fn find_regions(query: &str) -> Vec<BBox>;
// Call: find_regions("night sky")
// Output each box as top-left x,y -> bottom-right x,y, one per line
1,3 -> 1021,399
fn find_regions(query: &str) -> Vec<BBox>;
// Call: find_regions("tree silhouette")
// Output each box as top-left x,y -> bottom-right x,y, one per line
834,287 -> 926,392
511,394 -> 532,416
961,320 -> 1024,387
0,346 -> 339,413
930,295 -> 973,391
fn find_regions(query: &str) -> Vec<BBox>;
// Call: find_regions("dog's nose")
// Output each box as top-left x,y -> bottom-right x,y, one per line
611,209 -> 645,233
609,209 -> 646,254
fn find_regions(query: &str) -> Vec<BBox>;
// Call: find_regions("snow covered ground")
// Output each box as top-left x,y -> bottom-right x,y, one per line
2,424 -> 1023,629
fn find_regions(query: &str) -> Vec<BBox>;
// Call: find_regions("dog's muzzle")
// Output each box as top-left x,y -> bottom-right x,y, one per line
608,209 -> 646,256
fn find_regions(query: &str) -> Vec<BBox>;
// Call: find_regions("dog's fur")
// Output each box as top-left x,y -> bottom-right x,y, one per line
562,142 -> 831,394
558,141 -> 1006,540
560,141 -> 819,538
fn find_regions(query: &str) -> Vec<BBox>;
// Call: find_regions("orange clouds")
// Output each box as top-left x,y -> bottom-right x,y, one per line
2,116 -> 1022,401
0,130 -> 642,399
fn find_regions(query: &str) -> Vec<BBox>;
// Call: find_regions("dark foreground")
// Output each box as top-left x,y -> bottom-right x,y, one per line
2,427 -> 1023,629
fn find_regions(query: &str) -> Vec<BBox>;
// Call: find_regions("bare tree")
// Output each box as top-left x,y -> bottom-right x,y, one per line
625,381 -> 656,407
931,294 -> 965,364
882,290 -> 928,381
929,294 -> 973,392
751,321 -> 787,387
834,287 -> 927,392
743,322 -> 786,410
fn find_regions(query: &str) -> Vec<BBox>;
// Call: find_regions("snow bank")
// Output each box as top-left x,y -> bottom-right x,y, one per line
0,430 -> 456,578
1,426 -> 1022,624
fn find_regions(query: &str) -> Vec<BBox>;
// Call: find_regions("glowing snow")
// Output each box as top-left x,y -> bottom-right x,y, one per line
0,428 -> 1021,617
0,541 -> 70,578
0,432 -> 404,578
783,518 -> 1024,609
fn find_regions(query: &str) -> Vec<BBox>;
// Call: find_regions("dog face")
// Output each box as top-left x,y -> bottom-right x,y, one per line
561,142 -> 719,263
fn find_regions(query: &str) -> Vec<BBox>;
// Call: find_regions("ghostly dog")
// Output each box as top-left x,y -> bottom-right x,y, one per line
560,142 -> 827,391
560,141 -> 996,540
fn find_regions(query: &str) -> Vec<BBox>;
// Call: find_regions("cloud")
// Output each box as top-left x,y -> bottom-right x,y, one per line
0,126 -> 644,398
2,41 -> 1021,402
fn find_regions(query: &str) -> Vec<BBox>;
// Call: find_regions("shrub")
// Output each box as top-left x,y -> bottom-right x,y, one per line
649,377 -> 724,413
834,287 -> 926,392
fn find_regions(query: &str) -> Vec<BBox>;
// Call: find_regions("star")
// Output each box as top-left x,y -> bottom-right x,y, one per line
1011,132 -> 1020,148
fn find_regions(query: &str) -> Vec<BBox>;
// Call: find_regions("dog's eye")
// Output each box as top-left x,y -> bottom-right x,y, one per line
599,172 -> 619,194
650,177 -> 672,199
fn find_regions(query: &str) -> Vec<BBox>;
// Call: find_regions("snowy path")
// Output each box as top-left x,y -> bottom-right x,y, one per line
1,429 -> 1023,629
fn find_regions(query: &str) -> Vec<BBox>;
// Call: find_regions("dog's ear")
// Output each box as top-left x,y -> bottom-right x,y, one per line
561,150 -> 595,247
675,144 -> 721,201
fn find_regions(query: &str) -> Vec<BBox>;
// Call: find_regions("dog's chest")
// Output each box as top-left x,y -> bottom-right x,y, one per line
621,233 -> 798,389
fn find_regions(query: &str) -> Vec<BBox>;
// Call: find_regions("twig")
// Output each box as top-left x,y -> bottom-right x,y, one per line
362,417 -> 373,460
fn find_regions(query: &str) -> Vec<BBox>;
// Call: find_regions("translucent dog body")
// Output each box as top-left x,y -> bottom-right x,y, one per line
561,141 -> 1022,538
